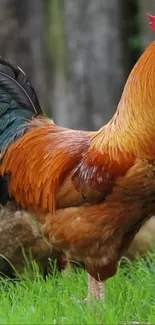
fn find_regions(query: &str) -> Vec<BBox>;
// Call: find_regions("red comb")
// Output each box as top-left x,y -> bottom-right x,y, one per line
147,14 -> 155,32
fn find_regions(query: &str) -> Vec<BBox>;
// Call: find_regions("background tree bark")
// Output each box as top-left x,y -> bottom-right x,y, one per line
0,0 -> 51,113
60,0 -> 130,130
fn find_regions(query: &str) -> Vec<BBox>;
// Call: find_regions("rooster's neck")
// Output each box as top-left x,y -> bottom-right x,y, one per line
91,42 -> 155,161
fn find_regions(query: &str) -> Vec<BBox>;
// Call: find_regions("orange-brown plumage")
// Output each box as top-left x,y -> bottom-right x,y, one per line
1,21 -> 155,302
0,118 -> 91,213
44,159 -> 155,281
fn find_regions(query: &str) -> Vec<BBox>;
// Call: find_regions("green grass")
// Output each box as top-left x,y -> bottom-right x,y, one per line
0,256 -> 155,325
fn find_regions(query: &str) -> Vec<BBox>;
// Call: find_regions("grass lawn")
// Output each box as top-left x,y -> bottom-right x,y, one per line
0,255 -> 155,325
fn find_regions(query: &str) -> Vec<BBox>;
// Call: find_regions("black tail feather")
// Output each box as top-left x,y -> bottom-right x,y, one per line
0,57 -> 43,204
0,57 -> 42,115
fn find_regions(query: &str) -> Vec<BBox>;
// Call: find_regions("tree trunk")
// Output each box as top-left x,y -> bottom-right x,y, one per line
0,0 -> 51,112
62,0 -> 129,130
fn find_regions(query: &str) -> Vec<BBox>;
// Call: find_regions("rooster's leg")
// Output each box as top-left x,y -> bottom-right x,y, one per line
85,273 -> 105,301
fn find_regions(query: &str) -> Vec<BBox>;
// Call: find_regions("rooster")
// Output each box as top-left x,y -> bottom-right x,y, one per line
1,14 -> 155,302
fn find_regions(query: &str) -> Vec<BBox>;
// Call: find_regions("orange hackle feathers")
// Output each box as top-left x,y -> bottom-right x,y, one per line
90,42 -> 155,160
